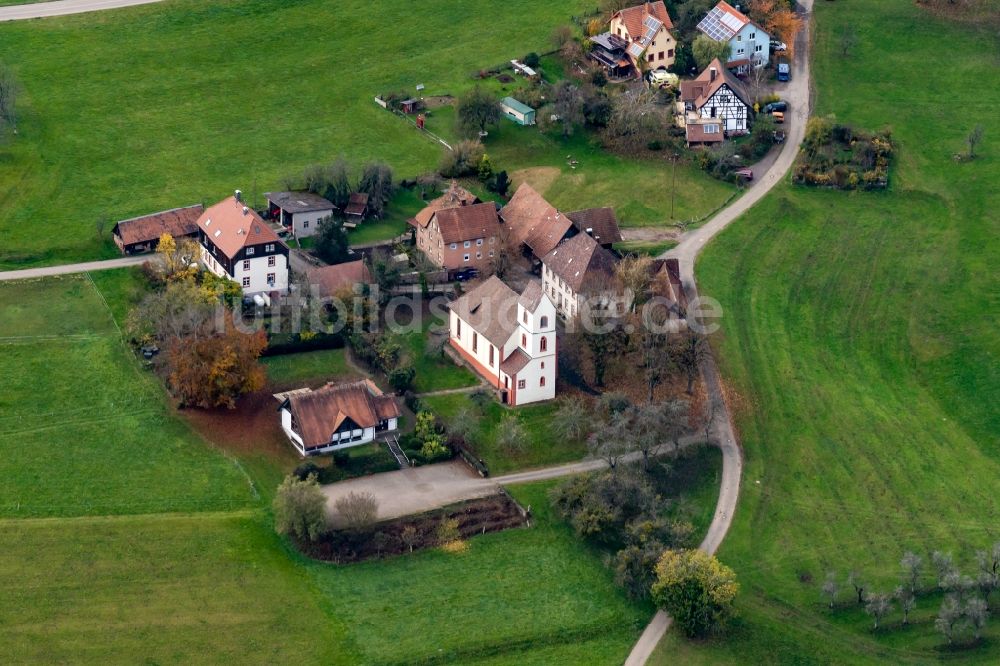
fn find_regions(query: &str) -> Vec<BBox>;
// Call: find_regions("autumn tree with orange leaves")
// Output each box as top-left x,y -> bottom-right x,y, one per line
747,0 -> 804,57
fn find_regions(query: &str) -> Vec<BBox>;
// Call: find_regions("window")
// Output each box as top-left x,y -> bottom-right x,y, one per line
540,336 -> 547,352
464,240 -> 471,248
668,48 -> 674,58
246,247 -> 255,256
243,260 -> 250,271
463,254 -> 470,262
268,256 -> 276,267
736,35 -> 742,42
540,316 -> 548,328
540,376 -> 546,387
518,379 -> 526,389
522,311 -> 528,324
266,273 -> 275,285
303,220 -> 310,229
489,346 -> 494,367
476,252 -> 482,259
456,320 -> 461,338
521,333 -> 526,347
755,44 -> 763,52
706,124 -> 720,133
541,362 -> 545,369
750,32 -> 756,39
265,244 -> 274,252
472,332 -> 478,353
658,51 -> 664,60
450,243 -> 457,250
489,250 -> 494,257
647,54 -> 654,63
476,238 -> 483,246
737,47 -> 745,55
242,277 -> 251,287
711,107 -> 718,118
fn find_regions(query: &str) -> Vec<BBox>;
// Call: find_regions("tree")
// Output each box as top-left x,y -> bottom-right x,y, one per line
895,585 -> 916,625
416,172 -> 443,200
901,550 -> 923,594
523,52 -> 540,68
692,35 -> 731,70
477,153 -> 494,182
0,62 -> 18,134
965,597 -> 989,639
864,592 -> 893,630
325,157 -> 353,209
400,525 -> 419,553
670,330 -> 708,395
357,162 -> 394,218
748,0 -> 804,57
975,541 -> 1000,605
651,549 -> 740,637
550,24 -> 574,50
334,491 -> 379,532
273,474 -> 327,542
439,140 -> 485,178
847,570 -> 866,605
932,550 -> 958,590
437,517 -> 461,546
313,216 -> 351,265
552,396 -> 592,442
606,88 -> 662,151
616,255 -> 653,311
495,412 -> 527,453
671,42 -> 696,75
125,278 -> 216,347
639,316 -> 672,403
369,248 -> 401,304
587,409 -> 635,471
935,595 -> 966,644
822,572 -> 839,608
967,124 -> 984,159
489,169 -> 511,197
839,26 -> 858,57
489,223 -> 514,278
551,80 -> 585,138
457,86 -> 501,137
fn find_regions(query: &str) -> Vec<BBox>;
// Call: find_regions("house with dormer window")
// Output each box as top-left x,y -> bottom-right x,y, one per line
606,1 -> 676,74
696,1 -> 770,74
679,58 -> 752,142
197,191 -> 290,295
447,277 -> 556,406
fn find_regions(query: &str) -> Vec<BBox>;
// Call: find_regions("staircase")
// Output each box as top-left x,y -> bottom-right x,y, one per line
383,434 -> 410,469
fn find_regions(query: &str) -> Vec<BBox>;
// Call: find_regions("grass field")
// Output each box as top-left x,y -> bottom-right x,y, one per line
404,316 -> 480,394
262,348 -> 355,387
651,1 -> 1000,662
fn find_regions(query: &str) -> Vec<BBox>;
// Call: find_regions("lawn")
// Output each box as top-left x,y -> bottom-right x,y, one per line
422,393 -> 585,474
614,239 -> 678,257
0,0 -> 593,268
403,315 -> 480,394
0,275 -> 255,518
346,187 -> 423,246
263,347 -> 355,387
651,0 -> 1000,662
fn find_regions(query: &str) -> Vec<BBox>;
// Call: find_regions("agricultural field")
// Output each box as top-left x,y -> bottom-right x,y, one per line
651,0 -> 1000,662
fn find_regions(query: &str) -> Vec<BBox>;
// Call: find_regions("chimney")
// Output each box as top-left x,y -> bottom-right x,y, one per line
709,67 -> 718,82
234,189 -> 242,203
242,206 -> 249,216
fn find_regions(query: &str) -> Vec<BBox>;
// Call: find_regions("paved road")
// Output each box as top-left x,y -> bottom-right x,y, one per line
0,0 -> 162,21
625,4 -> 814,664
0,256 -> 147,281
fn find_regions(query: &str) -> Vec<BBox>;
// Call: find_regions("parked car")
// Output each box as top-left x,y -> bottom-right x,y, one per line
773,129 -> 786,143
770,40 -> 787,52
772,111 -> 785,123
453,268 -> 479,282
764,101 -> 788,113
647,69 -> 679,89
734,167 -> 754,181
777,62 -> 791,82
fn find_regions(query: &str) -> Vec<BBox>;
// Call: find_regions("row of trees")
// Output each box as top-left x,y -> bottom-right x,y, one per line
824,543 -> 1000,644
292,158 -> 395,219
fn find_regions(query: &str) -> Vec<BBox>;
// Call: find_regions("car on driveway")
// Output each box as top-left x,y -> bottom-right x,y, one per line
770,40 -> 787,52
772,111 -> 785,123
734,167 -> 753,181
773,129 -> 786,143
764,101 -> 788,113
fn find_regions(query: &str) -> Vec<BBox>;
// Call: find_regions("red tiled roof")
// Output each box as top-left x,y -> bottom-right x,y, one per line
197,197 -> 285,260
113,204 -> 203,247
614,1 -> 674,37
679,58 -> 750,109
566,207 -> 623,245
500,183 -> 573,258
306,260 -> 371,298
284,379 -> 400,448
432,202 -> 501,245
542,233 -> 618,293
686,123 -> 725,144
345,192 -> 369,217
410,181 -> 479,229
499,348 -> 531,376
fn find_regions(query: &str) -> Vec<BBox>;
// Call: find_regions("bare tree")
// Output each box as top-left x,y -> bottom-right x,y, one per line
965,597 -> 989,639
550,24 -> 574,50
670,330 -> 709,395
894,585 -> 916,625
864,592 -> 893,630
901,551 -> 923,594
490,222 -> 515,279
606,88 -> 663,151
551,80 -> 585,138
822,571 -> 839,608
552,396 -> 592,442
0,63 -> 18,134
495,412 -> 528,453
587,409 -> 634,472
935,595 -> 966,644
847,570 -> 866,605
334,491 -> 379,531
967,124 -> 984,159
932,550 -> 957,589
415,172 -> 443,200
400,525 -> 419,553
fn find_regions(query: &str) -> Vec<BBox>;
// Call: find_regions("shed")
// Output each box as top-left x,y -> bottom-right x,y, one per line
501,97 -> 536,126
265,191 -> 336,239
344,193 -> 369,220
112,204 -> 204,255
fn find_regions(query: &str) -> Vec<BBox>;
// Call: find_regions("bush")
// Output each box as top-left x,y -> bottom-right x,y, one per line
591,68 -> 608,87
651,549 -> 739,637
387,363 -> 416,393
523,52 -> 540,68
332,450 -> 350,467
293,460 -> 322,481
439,140 -> 485,178
273,474 -> 328,542
647,140 -> 664,151
334,491 -> 380,532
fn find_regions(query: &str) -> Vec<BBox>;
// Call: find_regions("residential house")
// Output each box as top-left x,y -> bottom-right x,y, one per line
278,380 -> 400,456
305,259 -> 371,299
566,207 -> 623,249
587,32 -> 635,80
197,192 -> 290,295
265,191 -> 336,239
112,204 -> 203,255
344,193 -> 369,221
541,232 -> 619,319
416,201 -> 501,275
499,183 -> 573,260
696,1 -> 770,74
501,97 -> 536,126
410,181 -> 479,247
678,58 -> 751,143
448,277 -> 556,406
607,1 -> 676,74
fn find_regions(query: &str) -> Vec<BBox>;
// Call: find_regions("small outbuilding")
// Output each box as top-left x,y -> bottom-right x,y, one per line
112,204 -> 204,255
265,191 -> 336,239
344,192 -> 369,221
501,97 -> 536,126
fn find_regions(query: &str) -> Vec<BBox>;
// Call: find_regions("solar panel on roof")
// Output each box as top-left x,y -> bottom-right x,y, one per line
642,17 -> 662,44
628,42 -> 644,58
697,6 -> 739,42
721,12 -> 745,32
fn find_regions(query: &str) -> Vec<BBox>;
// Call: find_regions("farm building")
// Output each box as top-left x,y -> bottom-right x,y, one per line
111,204 -> 203,255
265,191 -> 336,239
305,260 -> 372,298
344,192 -> 369,221
501,97 -> 536,126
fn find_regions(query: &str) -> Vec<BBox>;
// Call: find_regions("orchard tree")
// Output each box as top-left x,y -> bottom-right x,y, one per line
901,550 -> 923,594
551,80 -> 585,138
457,86 -> 501,137
334,491 -> 379,531
651,549 -> 740,637
552,396 -> 592,442
273,474 -> 327,542
357,161 -> 394,218
864,592 -> 893,630
670,330 -> 708,395
822,571 -> 839,608
495,412 -> 528,453
895,585 -> 916,625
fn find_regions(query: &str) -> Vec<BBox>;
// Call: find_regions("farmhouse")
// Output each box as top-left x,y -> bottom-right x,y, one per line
499,183 -> 573,260
265,191 -> 336,239
305,259 -> 371,298
607,1 -> 676,74
566,207 -> 623,249
541,232 -> 619,319
415,201 -> 501,275
501,97 -> 536,126
448,277 -> 556,406
679,58 -> 751,142
696,1 -> 770,74
111,204 -> 203,255
197,192 -> 290,295
278,380 -> 400,456
411,181 -> 480,252
344,192 -> 369,221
